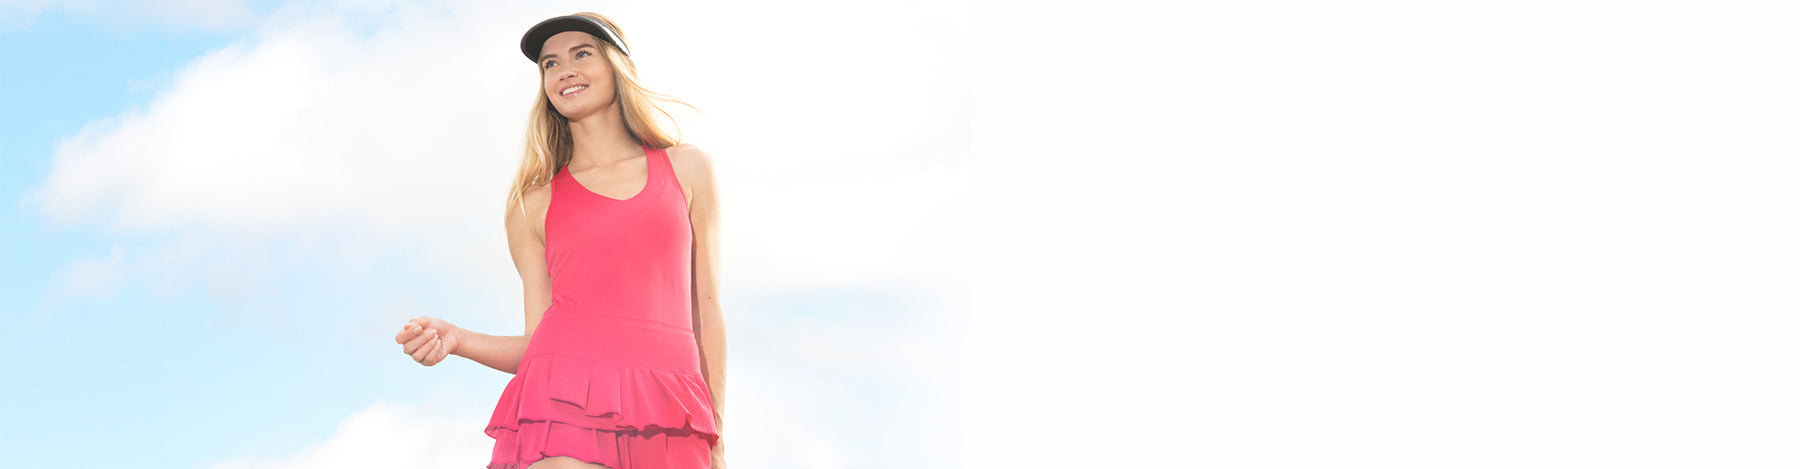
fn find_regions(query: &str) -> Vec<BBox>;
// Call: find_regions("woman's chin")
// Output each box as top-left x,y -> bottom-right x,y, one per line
555,103 -> 613,122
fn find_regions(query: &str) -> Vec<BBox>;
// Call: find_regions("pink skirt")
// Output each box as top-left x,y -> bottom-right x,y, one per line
484,346 -> 719,468
486,420 -> 712,469
486,310 -> 719,468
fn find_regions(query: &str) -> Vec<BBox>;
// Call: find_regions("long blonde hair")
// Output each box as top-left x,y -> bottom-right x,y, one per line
505,12 -> 696,221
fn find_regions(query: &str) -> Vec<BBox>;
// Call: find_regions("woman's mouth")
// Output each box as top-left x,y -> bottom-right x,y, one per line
560,85 -> 588,97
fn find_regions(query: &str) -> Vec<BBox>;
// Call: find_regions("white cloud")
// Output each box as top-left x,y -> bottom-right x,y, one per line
211,357 -> 952,469
28,0 -> 971,297
207,396 -> 493,469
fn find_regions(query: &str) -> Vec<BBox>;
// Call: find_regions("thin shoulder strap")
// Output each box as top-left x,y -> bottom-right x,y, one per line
653,145 -> 672,186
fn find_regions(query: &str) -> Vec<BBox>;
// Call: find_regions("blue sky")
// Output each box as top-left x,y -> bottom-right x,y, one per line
3,1 -> 970,467
2,6 -> 326,464
2,8 -> 237,312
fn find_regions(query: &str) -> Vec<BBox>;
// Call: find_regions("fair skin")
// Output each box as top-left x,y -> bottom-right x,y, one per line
391,30 -> 727,469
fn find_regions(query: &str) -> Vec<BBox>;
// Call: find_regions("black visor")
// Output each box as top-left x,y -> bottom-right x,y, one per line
520,15 -> 630,62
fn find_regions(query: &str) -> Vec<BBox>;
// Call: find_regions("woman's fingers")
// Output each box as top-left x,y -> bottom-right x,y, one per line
421,333 -> 442,366
410,330 -> 439,362
395,318 -> 431,343
424,334 -> 446,362
396,317 -> 454,366
405,327 -> 438,355
427,337 -> 447,365
395,323 -> 422,344
410,328 -> 437,357
420,336 -> 444,365
400,328 -> 421,354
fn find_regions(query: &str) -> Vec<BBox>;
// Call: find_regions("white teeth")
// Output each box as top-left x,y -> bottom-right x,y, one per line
561,85 -> 587,96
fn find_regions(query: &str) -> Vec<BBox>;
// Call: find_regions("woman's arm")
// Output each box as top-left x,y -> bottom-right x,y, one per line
450,328 -> 531,374
676,143 -> 728,439
453,182 -> 557,374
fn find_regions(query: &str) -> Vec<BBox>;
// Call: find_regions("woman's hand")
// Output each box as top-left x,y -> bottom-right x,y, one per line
394,316 -> 461,366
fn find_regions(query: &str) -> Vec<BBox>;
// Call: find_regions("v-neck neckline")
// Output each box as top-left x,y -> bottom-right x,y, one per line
564,145 -> 653,202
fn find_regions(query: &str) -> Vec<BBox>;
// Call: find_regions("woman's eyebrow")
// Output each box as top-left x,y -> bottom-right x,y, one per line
539,43 -> 599,64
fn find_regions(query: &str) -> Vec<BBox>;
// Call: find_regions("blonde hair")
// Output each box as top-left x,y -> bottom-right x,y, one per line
505,12 -> 697,221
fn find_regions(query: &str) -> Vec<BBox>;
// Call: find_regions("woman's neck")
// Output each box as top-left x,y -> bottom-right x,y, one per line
567,107 -> 642,168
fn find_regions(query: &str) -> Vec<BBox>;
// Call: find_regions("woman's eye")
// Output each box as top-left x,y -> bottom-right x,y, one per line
578,50 -> 592,59
542,60 -> 557,69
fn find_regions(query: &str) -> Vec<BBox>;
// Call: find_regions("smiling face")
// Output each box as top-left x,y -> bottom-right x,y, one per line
538,30 -> 617,121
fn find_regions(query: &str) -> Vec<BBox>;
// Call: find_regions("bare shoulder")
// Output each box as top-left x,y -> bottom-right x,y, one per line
666,143 -> 718,207
667,143 -> 717,180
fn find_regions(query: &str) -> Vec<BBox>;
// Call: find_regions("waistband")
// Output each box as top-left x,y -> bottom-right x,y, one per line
524,307 -> 703,373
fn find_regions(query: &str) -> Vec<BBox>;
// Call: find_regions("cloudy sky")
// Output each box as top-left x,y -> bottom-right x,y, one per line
10,1 -> 1800,468
4,0 -> 966,467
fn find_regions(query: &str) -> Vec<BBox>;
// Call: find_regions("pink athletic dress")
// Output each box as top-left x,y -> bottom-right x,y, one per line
486,144 -> 718,469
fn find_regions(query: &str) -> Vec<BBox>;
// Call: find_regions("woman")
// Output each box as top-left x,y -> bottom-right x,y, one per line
391,12 -> 726,469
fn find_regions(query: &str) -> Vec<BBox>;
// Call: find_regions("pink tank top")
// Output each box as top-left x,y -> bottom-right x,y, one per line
486,144 -> 719,455
543,144 -> 693,331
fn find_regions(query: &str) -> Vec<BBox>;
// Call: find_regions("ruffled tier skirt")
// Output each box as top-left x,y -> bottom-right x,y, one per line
486,419 -> 712,469
486,312 -> 718,468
